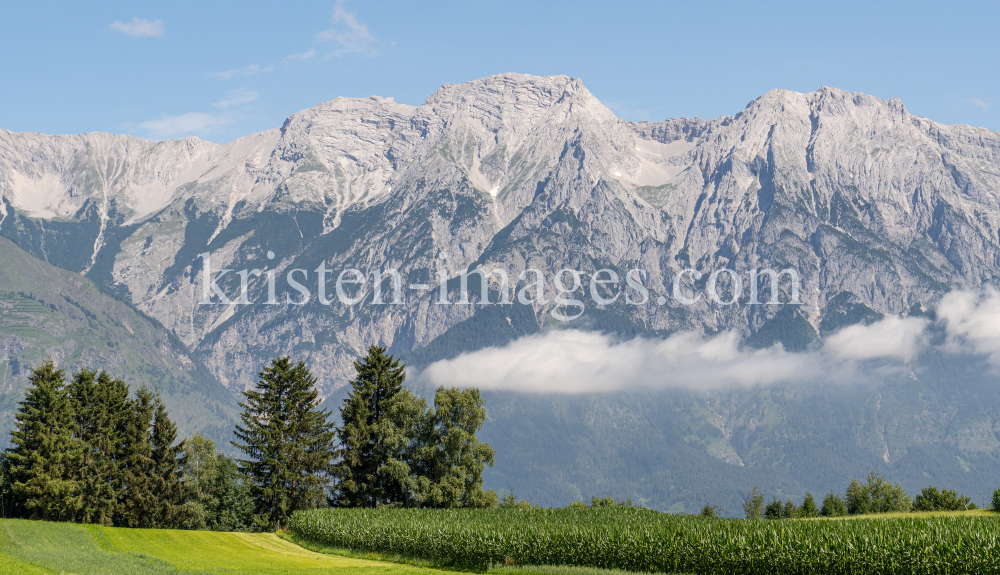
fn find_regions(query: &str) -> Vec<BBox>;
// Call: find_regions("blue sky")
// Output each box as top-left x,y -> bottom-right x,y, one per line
1,0 -> 997,143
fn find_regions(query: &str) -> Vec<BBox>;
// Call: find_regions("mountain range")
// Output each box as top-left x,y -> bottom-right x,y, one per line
2,74 -> 999,512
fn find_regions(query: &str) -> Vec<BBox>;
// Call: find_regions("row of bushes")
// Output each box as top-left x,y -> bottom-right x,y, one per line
740,470 -> 990,519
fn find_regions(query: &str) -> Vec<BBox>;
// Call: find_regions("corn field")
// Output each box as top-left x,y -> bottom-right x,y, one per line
289,506 -> 1000,574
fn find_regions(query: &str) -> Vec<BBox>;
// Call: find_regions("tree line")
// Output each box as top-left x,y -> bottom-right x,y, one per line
0,345 -> 498,530
234,346 -> 498,528
0,361 -> 186,526
740,470 -> 986,519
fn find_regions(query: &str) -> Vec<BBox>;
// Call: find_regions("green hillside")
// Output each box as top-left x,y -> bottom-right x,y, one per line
0,519 -> 443,574
0,236 -> 238,448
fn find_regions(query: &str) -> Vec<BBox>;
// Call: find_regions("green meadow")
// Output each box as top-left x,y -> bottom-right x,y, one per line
0,519 -> 445,575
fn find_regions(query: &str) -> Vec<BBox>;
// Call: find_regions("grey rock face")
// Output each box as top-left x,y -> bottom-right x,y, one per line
1,74 -> 999,396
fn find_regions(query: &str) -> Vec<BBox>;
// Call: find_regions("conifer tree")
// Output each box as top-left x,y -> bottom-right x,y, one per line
68,370 -> 130,526
331,347 -> 497,509
0,454 -> 15,519
6,360 -> 84,521
233,357 -> 334,528
820,490 -> 847,516
331,345 -> 411,507
118,386 -> 156,527
764,498 -> 784,519
800,491 -> 819,517
148,391 -> 189,528
783,498 -> 798,518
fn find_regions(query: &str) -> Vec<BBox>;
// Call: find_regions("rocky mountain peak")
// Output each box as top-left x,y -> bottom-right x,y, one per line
3,76 -> 1000,397
416,73 -> 619,156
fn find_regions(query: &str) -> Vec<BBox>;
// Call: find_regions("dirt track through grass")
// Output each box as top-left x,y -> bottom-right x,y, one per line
0,519 -> 446,574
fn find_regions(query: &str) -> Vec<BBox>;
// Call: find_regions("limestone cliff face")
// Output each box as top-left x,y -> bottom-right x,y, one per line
2,74 -> 999,395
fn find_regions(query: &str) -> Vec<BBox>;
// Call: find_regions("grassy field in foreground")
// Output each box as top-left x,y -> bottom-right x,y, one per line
0,519 -> 446,574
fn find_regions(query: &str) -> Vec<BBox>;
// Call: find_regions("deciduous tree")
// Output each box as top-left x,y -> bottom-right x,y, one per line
845,471 -> 911,515
410,387 -> 497,508
743,485 -> 764,519
181,434 -> 255,531
913,486 -> 976,511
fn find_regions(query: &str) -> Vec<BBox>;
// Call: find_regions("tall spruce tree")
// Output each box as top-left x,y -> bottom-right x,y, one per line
233,357 -> 335,529
331,345 -> 413,507
118,386 -> 156,527
0,453 -> 14,519
800,491 -> 819,518
5,360 -> 84,521
148,391 -> 189,528
68,370 -> 130,526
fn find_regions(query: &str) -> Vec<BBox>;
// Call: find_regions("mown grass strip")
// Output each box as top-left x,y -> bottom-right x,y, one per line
806,509 -> 993,520
280,529 -> 482,573
488,565 -> 693,575
0,518 -> 447,574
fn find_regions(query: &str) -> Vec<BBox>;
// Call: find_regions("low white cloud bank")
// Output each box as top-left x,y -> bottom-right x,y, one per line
938,287 -> 1000,361
824,316 -> 929,360
418,289 -> 1000,393
420,329 -> 821,393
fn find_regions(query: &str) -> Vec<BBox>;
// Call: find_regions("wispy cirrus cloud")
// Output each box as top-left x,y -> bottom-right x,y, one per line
283,49 -> 317,62
282,2 -> 378,62
137,89 -> 258,140
316,0 -> 378,58
138,112 -> 229,140
213,64 -> 273,81
212,88 -> 258,109
110,17 -> 164,38
970,97 -> 991,111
